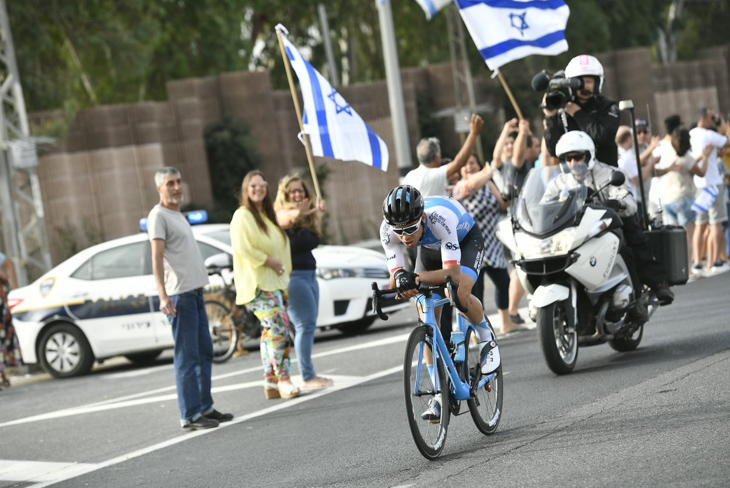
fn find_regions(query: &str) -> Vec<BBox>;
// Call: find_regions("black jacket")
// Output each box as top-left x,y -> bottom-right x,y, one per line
544,95 -> 620,167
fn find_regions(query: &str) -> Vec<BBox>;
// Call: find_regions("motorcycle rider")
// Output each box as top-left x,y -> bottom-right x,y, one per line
543,55 -> 620,167
380,185 -> 500,422
544,131 -> 675,312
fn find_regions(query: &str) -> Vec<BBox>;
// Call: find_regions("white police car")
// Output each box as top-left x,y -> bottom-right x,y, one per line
9,219 -> 405,378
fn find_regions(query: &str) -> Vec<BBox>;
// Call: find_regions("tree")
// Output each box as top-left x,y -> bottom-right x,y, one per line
203,116 -> 261,221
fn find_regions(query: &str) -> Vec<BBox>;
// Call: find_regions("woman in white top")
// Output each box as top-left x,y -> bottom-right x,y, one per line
655,128 -> 713,277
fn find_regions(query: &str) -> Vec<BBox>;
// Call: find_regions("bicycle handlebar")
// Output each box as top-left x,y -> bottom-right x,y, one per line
370,274 -> 469,321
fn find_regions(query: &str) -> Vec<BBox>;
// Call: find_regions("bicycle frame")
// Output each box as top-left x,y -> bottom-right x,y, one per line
414,292 -> 495,402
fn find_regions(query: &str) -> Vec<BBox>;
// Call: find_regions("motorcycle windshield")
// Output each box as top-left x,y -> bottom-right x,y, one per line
515,165 -> 587,235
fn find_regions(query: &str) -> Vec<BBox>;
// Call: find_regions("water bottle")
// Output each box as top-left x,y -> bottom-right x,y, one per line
451,330 -> 465,363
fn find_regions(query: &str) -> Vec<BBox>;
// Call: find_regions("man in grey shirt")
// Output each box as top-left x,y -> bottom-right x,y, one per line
148,167 -> 232,430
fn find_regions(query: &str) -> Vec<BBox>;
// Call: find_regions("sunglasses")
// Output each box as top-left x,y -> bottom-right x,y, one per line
563,153 -> 586,163
637,129 -> 649,135
289,188 -> 305,194
393,220 -> 421,236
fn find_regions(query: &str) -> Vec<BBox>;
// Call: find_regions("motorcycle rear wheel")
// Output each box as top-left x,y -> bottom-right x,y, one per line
537,302 -> 578,375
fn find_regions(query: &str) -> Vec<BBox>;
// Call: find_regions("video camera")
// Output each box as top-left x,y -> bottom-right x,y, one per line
532,70 -> 583,111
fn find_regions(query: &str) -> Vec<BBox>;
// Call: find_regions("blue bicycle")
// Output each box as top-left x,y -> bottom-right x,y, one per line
372,276 -> 503,459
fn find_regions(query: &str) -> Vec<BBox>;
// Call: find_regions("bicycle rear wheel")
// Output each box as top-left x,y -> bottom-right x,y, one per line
205,300 -> 238,363
464,326 -> 503,435
403,326 -> 450,460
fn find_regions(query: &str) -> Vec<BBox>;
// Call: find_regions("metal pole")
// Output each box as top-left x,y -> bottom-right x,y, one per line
317,4 -> 339,87
375,0 -> 412,178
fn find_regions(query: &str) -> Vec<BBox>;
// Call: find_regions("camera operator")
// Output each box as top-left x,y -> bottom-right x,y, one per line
541,55 -> 620,167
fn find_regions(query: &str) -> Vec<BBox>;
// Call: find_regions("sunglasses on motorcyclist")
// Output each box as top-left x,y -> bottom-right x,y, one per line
562,152 -> 587,163
393,220 -> 421,236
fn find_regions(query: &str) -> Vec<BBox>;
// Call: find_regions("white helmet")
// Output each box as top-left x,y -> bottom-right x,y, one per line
565,54 -> 604,94
556,131 -> 596,170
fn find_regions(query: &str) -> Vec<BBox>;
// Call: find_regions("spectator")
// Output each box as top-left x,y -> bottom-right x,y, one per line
453,154 -> 525,335
689,108 -> 730,274
148,167 -> 233,430
230,170 -> 299,400
274,175 -> 332,391
616,125 -> 640,199
0,253 -> 22,389
543,55 -> 620,167
491,119 -> 529,325
635,119 -> 662,224
654,128 -> 711,280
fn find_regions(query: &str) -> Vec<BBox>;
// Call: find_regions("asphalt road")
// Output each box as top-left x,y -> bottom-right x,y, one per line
1,270 -> 729,488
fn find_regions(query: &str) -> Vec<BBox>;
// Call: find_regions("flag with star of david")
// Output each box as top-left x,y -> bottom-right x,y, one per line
456,0 -> 570,71
280,33 -> 389,171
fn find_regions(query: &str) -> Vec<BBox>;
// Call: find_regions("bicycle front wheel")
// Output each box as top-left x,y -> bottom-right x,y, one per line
464,326 -> 503,435
403,326 -> 450,460
205,300 -> 239,363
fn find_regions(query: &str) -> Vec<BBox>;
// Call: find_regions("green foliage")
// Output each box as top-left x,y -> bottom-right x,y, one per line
7,0 -> 728,114
203,116 -> 261,220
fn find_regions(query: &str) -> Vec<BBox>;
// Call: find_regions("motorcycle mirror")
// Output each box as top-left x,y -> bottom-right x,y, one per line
610,171 -> 626,186
618,100 -> 634,111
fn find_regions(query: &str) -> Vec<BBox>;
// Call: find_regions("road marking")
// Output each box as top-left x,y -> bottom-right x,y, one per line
20,364 -> 404,488
0,375 -> 361,428
0,460 -> 96,483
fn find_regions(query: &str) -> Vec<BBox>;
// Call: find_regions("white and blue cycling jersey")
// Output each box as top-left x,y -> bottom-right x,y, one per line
380,196 -> 476,273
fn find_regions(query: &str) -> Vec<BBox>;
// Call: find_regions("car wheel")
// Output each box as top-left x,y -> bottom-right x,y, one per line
38,323 -> 95,379
334,316 -> 377,336
124,350 -> 164,365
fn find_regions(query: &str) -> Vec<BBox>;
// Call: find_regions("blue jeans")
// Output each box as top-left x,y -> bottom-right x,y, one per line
287,269 -> 319,381
168,289 -> 214,424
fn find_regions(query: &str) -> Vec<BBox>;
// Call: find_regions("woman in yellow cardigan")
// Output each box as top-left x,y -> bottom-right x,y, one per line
230,170 -> 298,399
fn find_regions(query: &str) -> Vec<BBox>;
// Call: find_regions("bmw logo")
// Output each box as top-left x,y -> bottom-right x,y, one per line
589,257 -> 597,267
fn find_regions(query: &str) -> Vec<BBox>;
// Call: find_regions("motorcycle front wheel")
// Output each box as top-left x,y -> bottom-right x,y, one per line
537,301 -> 578,375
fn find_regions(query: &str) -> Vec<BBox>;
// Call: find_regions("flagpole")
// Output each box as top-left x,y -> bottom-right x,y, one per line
275,28 -> 323,200
496,71 -> 524,120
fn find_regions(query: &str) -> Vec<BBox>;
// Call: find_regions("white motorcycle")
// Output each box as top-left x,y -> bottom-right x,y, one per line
498,166 -> 660,375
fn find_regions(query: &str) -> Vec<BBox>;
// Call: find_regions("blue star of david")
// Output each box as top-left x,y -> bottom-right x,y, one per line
327,89 -> 352,116
510,12 -> 529,37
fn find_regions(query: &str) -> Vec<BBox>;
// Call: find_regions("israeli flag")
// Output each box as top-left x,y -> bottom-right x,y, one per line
414,0 -> 452,20
691,186 -> 719,214
456,0 -> 570,71
280,33 -> 389,171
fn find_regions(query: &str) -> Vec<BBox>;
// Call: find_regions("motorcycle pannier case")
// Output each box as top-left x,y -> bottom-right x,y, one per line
646,226 -> 688,286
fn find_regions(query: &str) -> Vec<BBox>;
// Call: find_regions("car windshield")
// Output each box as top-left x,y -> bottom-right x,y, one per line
515,165 -> 587,235
204,229 -> 231,246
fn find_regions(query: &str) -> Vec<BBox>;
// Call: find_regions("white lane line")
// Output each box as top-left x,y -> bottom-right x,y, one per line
24,364 -> 404,488
0,460 -> 96,482
0,375 -> 360,428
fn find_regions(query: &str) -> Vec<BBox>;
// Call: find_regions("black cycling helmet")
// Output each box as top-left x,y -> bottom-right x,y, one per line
382,185 -> 424,226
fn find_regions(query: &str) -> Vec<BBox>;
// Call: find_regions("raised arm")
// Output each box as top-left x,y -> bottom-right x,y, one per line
445,114 -> 484,179
492,118 -> 518,169
512,119 -> 531,169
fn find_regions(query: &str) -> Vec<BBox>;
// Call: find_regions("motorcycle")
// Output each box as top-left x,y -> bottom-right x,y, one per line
497,165 -> 679,375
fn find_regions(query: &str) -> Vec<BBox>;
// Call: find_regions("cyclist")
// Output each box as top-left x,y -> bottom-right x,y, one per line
380,185 -> 501,422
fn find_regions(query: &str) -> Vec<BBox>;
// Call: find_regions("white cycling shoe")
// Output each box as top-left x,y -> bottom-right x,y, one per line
479,341 -> 501,374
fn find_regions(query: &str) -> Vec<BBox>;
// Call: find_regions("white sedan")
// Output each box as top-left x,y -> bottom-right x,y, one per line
8,224 -> 405,378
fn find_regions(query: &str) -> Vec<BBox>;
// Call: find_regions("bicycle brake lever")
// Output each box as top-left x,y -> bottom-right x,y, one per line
371,282 -> 389,321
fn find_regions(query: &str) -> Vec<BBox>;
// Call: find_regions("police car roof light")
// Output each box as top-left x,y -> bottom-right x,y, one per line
186,210 -> 208,225
139,210 -> 207,233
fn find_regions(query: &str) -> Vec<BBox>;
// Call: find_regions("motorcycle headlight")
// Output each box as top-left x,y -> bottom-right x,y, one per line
517,228 -> 577,259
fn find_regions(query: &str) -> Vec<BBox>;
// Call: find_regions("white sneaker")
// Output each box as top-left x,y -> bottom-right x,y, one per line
710,261 -> 730,275
479,341 -> 501,374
